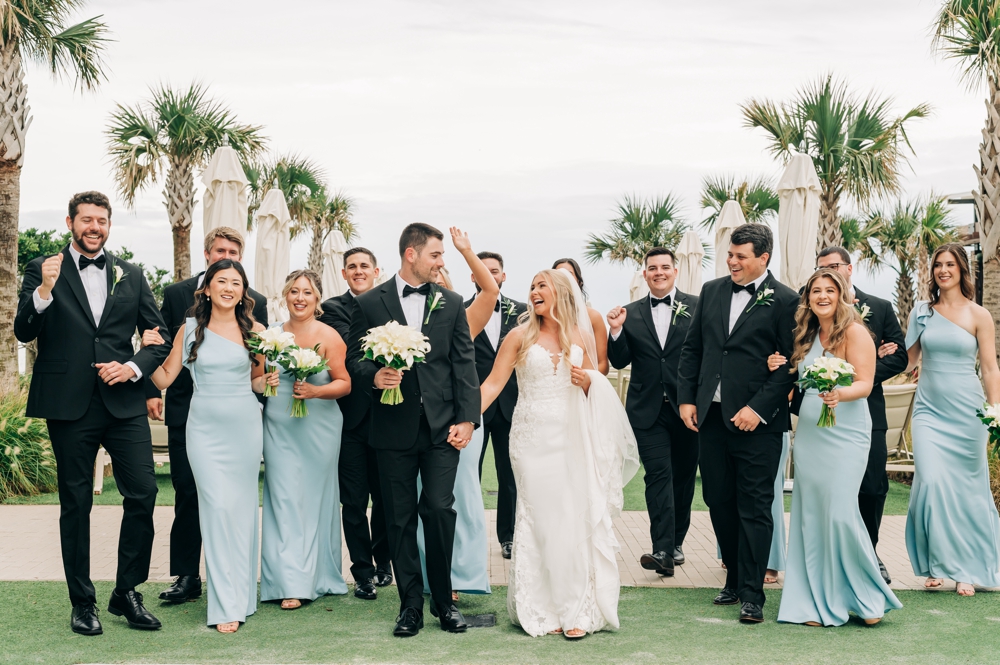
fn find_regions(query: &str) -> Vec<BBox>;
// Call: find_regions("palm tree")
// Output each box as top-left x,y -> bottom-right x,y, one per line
299,190 -> 357,277
0,2 -> 110,384
106,83 -> 266,281
741,75 -> 930,252
915,194 -> 959,300
585,194 -> 695,268
699,174 -> 779,230
245,154 -> 324,230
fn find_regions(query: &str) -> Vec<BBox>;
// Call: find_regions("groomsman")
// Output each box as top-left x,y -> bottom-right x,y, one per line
607,247 -> 699,577
677,223 -> 798,623
145,227 -> 268,603
15,192 -> 171,635
319,246 -> 393,600
465,251 -> 526,558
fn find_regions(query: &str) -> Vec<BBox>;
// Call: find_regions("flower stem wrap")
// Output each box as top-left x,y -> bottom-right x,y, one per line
360,321 -> 431,406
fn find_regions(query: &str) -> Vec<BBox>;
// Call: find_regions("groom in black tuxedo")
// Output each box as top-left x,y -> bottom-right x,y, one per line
347,223 -> 480,637
607,247 -> 699,577
15,192 -> 171,635
677,223 -> 798,623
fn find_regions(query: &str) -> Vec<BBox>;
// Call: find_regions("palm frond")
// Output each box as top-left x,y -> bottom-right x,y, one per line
585,193 -> 691,267
249,153 -> 326,231
933,0 -> 1000,89
104,102 -> 163,206
699,174 -> 778,230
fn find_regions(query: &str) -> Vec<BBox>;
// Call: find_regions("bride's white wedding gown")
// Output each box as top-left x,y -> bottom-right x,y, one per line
507,344 -> 638,637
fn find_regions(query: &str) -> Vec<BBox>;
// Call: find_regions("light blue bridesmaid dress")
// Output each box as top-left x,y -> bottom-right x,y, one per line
182,318 -> 263,626
261,324 -> 348,602
417,418 -> 491,594
904,302 -> 1000,587
778,335 -> 901,625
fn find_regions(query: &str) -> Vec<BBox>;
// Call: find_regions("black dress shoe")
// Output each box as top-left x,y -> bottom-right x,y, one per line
159,575 -> 202,603
501,541 -> 512,559
877,557 -> 891,586
355,579 -> 377,600
374,566 -> 393,587
672,546 -> 685,566
713,588 -> 740,606
429,603 -> 468,633
107,589 -> 162,630
739,601 -> 764,623
71,604 -> 102,636
640,551 -> 674,576
393,607 -> 423,637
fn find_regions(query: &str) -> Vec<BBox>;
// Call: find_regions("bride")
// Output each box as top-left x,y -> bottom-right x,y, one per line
480,268 -> 639,639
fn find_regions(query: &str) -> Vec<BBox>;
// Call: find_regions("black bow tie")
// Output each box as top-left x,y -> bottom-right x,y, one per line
732,281 -> 757,295
494,300 -> 502,312
402,283 -> 431,298
78,254 -> 106,271
650,295 -> 672,308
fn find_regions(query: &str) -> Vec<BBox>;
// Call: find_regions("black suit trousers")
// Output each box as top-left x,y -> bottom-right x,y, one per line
858,428 -> 889,549
166,426 -> 201,576
479,410 -> 517,544
699,403 -> 781,607
339,417 -> 390,582
377,414 -> 460,611
47,390 -> 158,606
633,400 -> 700,553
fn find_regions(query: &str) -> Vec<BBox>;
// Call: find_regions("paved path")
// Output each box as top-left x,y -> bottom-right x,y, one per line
0,506 -> 936,591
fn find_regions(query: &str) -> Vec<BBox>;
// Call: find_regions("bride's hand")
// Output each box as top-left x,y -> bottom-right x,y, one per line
570,366 -> 591,392
819,389 -> 839,409
766,352 -> 786,372
450,227 -> 472,254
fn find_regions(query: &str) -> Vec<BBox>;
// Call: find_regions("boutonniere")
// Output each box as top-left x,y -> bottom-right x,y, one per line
746,285 -> 774,314
109,255 -> 127,295
424,290 -> 445,325
503,298 -> 519,325
855,302 -> 872,322
671,301 -> 690,324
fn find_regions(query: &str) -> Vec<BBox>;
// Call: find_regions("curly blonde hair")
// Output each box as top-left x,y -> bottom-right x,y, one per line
514,269 -> 578,367
789,269 -> 864,371
281,269 -> 324,317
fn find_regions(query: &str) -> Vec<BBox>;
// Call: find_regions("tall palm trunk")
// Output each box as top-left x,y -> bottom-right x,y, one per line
165,155 -> 195,281
307,225 -> 324,278
977,75 -> 1000,367
917,243 -> 931,301
895,271 -> 914,334
817,182 -> 842,253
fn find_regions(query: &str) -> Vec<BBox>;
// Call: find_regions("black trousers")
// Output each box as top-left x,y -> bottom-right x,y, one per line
46,391 -> 158,607
633,400 -> 700,553
858,428 -> 889,550
699,403 -> 782,606
339,417 -> 390,582
166,426 -> 201,576
478,410 -> 517,544
377,414 -> 460,612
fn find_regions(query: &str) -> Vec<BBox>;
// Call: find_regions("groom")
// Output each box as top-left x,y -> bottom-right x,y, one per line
347,223 -> 480,637
677,223 -> 797,623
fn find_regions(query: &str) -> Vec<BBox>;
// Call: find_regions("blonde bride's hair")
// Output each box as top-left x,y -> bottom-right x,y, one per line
515,269 -> 578,367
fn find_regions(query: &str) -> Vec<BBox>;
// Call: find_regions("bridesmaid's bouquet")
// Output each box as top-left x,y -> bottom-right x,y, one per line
247,328 -> 297,397
976,403 -> 1000,458
277,346 -> 330,417
796,356 -> 855,428
360,321 -> 430,405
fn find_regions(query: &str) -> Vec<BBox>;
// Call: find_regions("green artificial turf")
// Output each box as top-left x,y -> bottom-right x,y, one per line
1,582 -> 998,665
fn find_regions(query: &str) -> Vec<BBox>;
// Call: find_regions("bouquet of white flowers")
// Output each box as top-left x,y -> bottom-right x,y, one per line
795,355 -> 855,427
976,403 -> 1000,458
277,345 -> 330,417
360,321 -> 431,405
246,328 -> 297,396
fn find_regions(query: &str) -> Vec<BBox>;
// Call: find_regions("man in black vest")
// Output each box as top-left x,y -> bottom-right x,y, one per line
319,246 -> 392,600
465,250 -> 526,559
144,227 -> 268,603
678,223 -> 798,623
607,247 -> 699,577
15,191 -> 171,635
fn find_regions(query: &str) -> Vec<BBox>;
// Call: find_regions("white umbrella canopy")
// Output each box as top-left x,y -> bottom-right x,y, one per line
714,201 -> 746,278
254,188 -> 291,323
777,153 -> 822,291
201,145 -> 249,234
629,269 -> 649,302
676,229 -> 705,295
321,229 -> 349,298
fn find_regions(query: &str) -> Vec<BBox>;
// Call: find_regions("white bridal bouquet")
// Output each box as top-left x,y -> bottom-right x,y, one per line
360,321 -> 431,405
246,328 -> 297,397
976,403 -> 1000,458
277,346 -> 330,417
796,355 -> 855,427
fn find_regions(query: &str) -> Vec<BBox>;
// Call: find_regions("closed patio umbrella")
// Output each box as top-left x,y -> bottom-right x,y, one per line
777,152 -> 822,291
714,201 -> 746,278
202,145 -> 248,234
629,269 -> 649,302
321,229 -> 349,298
254,188 -> 291,322
676,229 -> 705,295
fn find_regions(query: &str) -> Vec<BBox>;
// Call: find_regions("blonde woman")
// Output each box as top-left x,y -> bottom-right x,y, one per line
481,268 -> 638,639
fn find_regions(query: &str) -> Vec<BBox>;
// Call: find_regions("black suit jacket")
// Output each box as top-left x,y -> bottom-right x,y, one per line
677,271 -> 798,434
347,277 -> 480,450
465,294 -> 526,424
320,290 -> 370,431
143,272 -> 268,427
15,247 -> 171,421
608,290 -> 698,430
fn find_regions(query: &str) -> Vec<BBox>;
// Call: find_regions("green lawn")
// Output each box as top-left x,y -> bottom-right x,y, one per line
1,582 -> 998,665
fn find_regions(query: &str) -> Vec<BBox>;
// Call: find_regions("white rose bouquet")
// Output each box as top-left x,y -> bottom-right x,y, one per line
277,346 -> 330,417
795,355 -> 855,427
360,321 -> 431,405
976,403 -> 1000,458
246,328 -> 297,396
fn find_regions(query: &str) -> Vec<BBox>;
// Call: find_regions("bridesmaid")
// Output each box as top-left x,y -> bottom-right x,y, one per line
763,434 -> 789,584
261,270 -> 351,609
904,244 -> 1000,595
775,269 -> 900,626
149,259 -> 275,633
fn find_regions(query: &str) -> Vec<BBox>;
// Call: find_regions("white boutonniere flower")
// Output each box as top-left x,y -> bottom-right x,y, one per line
110,259 -> 127,295
424,290 -> 445,325
855,302 -> 872,322
503,298 -> 519,325
746,286 -> 774,314
671,301 -> 690,324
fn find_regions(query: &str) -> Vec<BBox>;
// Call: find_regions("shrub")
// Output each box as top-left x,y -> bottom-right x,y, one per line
0,388 -> 57,501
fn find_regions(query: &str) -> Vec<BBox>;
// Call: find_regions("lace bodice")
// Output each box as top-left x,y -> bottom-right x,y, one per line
514,343 -> 577,405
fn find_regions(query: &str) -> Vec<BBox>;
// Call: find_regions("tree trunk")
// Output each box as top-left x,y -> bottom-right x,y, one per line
0,161 -> 19,388
307,225 -> 324,278
974,74 -> 1000,369
164,155 -> 196,281
895,271 -> 914,334
816,182 -> 841,254
917,242 -> 930,302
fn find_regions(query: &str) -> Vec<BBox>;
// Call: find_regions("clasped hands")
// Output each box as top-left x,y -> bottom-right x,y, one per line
96,325 -> 168,386
374,367 -> 474,450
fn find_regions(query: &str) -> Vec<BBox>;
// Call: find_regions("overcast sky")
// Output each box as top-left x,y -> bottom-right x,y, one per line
17,0 -> 985,313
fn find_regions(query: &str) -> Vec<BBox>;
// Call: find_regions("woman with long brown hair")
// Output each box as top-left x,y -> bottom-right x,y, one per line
903,244 -> 1000,596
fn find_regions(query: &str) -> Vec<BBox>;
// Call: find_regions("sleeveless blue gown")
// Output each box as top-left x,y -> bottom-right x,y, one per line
905,302 -> 1000,587
261,324 -> 347,601
182,318 -> 263,626
778,335 -> 901,625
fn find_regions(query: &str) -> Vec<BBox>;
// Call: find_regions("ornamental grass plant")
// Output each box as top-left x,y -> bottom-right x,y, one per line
0,387 -> 56,501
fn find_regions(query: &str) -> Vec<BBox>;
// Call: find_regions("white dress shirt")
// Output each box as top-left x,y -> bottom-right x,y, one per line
713,272 -> 769,420
610,287 -> 676,350
396,273 -> 427,331
484,302 -> 502,350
